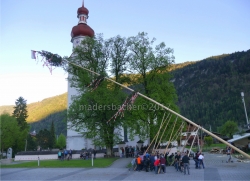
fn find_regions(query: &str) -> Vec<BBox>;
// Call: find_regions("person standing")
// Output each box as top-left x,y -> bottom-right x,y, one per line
58,150 -> 61,160
93,149 -> 97,159
69,149 -> 72,160
149,154 -> 155,171
182,152 -> 190,175
226,146 -> 232,163
144,157 -> 150,172
64,149 -> 68,161
136,155 -> 142,171
154,158 -> 160,174
119,147 -> 123,158
174,152 -> 181,172
198,153 -> 205,169
160,155 -> 166,173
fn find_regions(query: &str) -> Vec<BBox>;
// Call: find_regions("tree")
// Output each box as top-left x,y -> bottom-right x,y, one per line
26,134 -> 37,151
126,32 -> 180,145
204,136 -> 213,147
66,33 -> 179,155
36,129 -> 51,149
67,34 -> 134,156
12,97 -> 28,130
49,121 -> 56,148
220,120 -> 238,138
12,97 -> 29,153
0,114 -> 20,153
56,133 -> 66,149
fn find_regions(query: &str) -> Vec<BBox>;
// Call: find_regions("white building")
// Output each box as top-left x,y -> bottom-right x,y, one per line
66,3 -> 146,150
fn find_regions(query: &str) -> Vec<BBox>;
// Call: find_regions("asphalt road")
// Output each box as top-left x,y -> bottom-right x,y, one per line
1,153 -> 250,181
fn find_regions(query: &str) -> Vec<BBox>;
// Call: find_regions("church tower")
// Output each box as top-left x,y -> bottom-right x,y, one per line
67,1 -> 94,150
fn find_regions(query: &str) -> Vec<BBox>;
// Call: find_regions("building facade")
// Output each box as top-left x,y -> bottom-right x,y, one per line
66,3 -> 146,150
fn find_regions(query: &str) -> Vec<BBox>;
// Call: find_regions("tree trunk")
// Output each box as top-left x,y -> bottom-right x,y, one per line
106,145 -> 113,156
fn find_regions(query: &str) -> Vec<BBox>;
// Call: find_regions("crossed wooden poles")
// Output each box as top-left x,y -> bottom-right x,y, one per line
64,59 -> 250,160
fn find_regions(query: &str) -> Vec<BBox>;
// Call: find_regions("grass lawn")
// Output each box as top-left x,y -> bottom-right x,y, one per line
1,158 -> 118,168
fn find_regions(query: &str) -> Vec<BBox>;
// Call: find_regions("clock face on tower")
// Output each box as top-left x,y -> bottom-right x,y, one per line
75,39 -> 80,45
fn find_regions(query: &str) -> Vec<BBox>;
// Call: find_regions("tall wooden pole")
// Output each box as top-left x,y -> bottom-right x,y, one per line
65,59 -> 250,159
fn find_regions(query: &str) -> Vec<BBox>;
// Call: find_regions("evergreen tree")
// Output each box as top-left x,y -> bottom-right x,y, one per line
36,129 -> 51,149
49,121 -> 56,148
26,134 -> 37,151
12,97 -> 29,153
12,97 -> 28,130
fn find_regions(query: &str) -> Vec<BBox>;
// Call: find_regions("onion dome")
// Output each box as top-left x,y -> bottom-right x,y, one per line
77,6 -> 89,18
71,1 -> 95,39
71,24 -> 94,38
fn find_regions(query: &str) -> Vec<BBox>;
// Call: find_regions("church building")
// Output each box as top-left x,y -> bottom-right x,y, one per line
66,2 -> 145,150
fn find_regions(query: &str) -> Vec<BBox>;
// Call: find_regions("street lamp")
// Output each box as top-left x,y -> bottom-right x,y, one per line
241,92 -> 250,129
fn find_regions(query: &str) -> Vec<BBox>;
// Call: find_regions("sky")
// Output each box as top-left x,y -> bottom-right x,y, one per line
1,0 -> 250,106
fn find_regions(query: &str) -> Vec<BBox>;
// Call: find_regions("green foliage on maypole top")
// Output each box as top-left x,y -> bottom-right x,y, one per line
38,50 -> 64,67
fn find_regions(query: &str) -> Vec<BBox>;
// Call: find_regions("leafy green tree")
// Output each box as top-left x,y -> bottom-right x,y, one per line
204,136 -> 213,147
220,120 -> 238,138
67,32 -> 179,155
67,34 -> 129,156
126,32 -> 180,144
12,97 -> 28,130
56,133 -> 66,149
0,114 -> 20,153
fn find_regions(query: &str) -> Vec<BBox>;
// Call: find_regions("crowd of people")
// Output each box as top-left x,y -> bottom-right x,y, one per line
130,150 -> 205,175
119,145 -> 149,158
57,149 -> 73,161
80,149 -> 97,160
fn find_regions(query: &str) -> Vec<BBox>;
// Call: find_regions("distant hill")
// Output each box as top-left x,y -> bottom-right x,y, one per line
0,93 -> 67,123
1,50 -> 249,135
0,93 -> 67,136
171,50 -> 250,131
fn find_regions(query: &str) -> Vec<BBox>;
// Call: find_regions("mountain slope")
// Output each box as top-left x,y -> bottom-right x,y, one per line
171,50 -> 250,131
0,93 -> 67,123
1,50 -> 249,134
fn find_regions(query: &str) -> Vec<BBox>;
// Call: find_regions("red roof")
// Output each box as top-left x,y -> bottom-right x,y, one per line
71,23 -> 94,38
77,6 -> 89,17
71,3 -> 94,38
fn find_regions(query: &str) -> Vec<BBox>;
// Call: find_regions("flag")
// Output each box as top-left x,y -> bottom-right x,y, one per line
31,50 -> 36,59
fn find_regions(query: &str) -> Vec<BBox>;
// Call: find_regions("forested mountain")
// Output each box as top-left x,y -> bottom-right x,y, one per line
171,50 -> 250,131
0,93 -> 67,123
1,50 -> 249,135
0,93 -> 67,135
29,110 -> 67,136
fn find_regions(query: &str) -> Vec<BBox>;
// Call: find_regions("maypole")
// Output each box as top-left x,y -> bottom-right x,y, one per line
32,51 -> 250,159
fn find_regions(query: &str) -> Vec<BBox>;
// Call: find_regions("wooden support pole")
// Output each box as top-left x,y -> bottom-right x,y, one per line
65,59 -> 250,159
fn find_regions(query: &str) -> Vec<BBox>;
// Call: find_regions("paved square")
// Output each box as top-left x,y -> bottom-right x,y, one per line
1,153 -> 249,181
